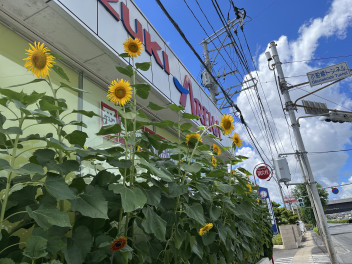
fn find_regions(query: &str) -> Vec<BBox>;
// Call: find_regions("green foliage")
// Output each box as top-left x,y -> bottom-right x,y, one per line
327,219 -> 349,224
271,201 -> 299,225
272,234 -> 282,245
0,47 -> 273,264
313,227 -> 320,236
292,184 -> 329,226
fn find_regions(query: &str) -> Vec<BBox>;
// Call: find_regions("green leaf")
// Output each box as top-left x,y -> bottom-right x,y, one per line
107,158 -> 132,168
168,104 -> 184,112
0,89 -> 45,106
59,82 -> 82,93
26,207 -> 71,229
45,173 -> 76,200
132,83 -> 150,99
210,206 -> 221,221
0,259 -> 15,264
66,130 -> 88,147
215,182 -> 234,193
47,138 -> 77,152
136,62 -> 151,71
144,187 -> 161,206
72,110 -> 98,118
15,163 -> 45,175
108,185 -> 147,213
23,236 -> 48,260
202,231 -> 216,246
141,207 -> 167,241
116,65 -> 133,78
33,149 -> 56,165
39,99 -> 61,111
153,120 -> 175,128
139,159 -> 173,182
91,170 -> 119,187
70,185 -> 108,219
181,163 -> 202,173
190,236 -> 203,259
119,52 -> 129,58
185,203 -> 205,225
237,167 -> 252,176
148,102 -> 165,110
197,184 -> 212,201
5,78 -> 47,88
182,113 -> 201,119
53,65 -> 70,82
96,123 -> 121,135
180,123 -> 193,131
63,226 -> 92,264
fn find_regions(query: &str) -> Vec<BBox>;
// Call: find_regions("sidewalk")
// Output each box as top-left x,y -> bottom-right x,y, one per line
273,231 -> 332,264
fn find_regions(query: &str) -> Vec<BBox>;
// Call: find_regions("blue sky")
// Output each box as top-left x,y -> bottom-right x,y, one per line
133,0 -> 352,203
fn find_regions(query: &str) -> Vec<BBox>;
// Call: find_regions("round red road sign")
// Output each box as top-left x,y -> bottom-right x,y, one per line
255,165 -> 271,180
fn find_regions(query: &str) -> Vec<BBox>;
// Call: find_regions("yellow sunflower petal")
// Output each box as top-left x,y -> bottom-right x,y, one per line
232,132 -> 243,148
23,42 -> 55,78
123,37 -> 143,57
220,114 -> 235,135
185,133 -> 202,146
107,79 -> 133,106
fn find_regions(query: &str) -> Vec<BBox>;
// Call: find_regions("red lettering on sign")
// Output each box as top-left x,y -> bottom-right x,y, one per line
162,51 -> 170,75
256,166 -> 270,180
144,30 -> 163,68
99,0 -> 120,21
121,2 -> 143,41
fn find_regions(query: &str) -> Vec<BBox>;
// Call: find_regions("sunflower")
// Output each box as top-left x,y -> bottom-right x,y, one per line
23,42 -> 55,78
199,223 -> 213,236
232,132 -> 243,148
185,133 -> 202,146
211,156 -> 217,167
110,236 -> 127,252
107,79 -> 133,106
220,114 -> 235,135
246,184 -> 252,194
136,146 -> 141,152
123,37 -> 143,57
212,144 -> 221,155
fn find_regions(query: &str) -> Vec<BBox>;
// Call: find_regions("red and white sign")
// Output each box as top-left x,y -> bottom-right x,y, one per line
254,163 -> 272,180
284,196 -> 297,203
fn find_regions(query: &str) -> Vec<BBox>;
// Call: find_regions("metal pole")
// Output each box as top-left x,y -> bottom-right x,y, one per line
202,42 -> 218,104
296,153 -> 323,236
269,41 -> 338,264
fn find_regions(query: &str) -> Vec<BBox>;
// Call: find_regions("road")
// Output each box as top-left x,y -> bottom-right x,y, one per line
328,223 -> 352,264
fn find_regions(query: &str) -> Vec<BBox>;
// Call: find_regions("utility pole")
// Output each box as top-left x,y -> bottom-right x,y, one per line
202,41 -> 219,104
295,153 -> 324,236
268,41 -> 338,264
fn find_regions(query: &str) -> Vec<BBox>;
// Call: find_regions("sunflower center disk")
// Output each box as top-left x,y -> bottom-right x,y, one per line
129,44 -> 139,53
31,51 -> 47,69
115,88 -> 126,99
223,120 -> 231,129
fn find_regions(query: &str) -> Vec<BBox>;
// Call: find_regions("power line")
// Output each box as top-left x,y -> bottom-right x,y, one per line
308,148 -> 352,154
282,54 -> 352,64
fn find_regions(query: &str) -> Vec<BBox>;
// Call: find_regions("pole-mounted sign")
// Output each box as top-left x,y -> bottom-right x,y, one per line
331,188 -> 339,195
253,163 -> 273,184
307,62 -> 351,87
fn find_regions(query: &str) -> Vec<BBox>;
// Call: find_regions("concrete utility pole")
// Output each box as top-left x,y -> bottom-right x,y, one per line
268,41 -> 338,264
202,42 -> 219,104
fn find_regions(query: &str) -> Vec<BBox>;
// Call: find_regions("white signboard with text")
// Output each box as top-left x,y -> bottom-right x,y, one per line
307,62 -> 351,87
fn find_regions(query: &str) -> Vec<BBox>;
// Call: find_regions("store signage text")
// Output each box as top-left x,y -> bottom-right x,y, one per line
174,76 -> 221,138
99,0 -> 170,74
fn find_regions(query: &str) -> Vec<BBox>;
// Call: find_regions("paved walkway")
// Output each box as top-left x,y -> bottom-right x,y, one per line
274,231 -> 332,264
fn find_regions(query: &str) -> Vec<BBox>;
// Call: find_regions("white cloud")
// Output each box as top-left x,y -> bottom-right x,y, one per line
235,0 -> 352,203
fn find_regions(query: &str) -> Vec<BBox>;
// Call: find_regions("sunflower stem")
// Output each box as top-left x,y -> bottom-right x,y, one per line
47,76 -> 66,211
0,113 -> 25,231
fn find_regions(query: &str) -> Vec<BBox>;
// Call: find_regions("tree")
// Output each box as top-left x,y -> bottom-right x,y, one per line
292,183 -> 329,226
272,201 -> 299,225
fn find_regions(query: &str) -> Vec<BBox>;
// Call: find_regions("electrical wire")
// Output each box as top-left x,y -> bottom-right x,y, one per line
282,54 -> 352,64
308,148 -> 352,154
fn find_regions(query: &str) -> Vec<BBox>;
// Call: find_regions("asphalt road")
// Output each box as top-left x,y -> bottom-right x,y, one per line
328,223 -> 352,264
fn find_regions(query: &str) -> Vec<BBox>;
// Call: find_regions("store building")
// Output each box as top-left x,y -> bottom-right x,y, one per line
0,0 -> 232,152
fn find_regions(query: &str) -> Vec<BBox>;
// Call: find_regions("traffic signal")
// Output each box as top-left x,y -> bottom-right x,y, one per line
298,197 -> 304,207
319,111 -> 352,123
